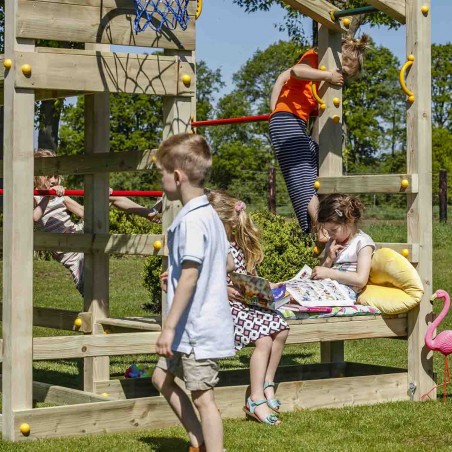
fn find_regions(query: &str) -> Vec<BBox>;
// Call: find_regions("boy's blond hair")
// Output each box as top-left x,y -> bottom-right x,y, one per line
156,133 -> 212,187
34,149 -> 62,189
341,33 -> 370,79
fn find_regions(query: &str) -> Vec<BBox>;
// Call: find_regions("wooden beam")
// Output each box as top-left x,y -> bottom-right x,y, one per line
286,315 -> 407,344
281,0 -> 347,33
0,233 -> 166,256
12,371 -> 408,439
316,174 -> 418,194
17,0 -> 196,50
98,317 -> 161,333
14,49 -> 195,96
365,0 -> 406,23
406,0 -> 434,401
0,304 -> 86,331
32,331 -> 160,360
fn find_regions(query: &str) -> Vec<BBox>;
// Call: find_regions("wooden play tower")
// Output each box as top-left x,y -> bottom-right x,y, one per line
0,0 -> 433,442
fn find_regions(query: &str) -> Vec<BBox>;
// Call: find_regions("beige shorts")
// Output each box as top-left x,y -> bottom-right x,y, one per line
156,351 -> 219,391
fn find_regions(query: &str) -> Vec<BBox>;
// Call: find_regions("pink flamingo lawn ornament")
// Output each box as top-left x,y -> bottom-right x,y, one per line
421,289 -> 452,402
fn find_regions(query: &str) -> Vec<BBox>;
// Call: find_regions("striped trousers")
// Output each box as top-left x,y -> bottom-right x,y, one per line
269,112 -> 319,233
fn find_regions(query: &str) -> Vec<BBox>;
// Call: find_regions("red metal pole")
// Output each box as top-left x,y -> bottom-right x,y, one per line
191,114 -> 270,128
0,189 -> 163,197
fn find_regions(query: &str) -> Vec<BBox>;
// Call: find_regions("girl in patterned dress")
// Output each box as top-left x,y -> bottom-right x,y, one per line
33,149 -> 162,295
208,191 -> 289,426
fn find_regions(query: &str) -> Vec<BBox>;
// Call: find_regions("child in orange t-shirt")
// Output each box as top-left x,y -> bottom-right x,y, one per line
269,35 -> 369,235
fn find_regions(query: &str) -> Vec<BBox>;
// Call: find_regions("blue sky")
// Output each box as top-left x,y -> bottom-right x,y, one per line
196,1 -> 451,97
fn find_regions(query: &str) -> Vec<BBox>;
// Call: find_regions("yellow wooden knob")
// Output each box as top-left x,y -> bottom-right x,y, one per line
408,54 -> 415,62
313,246 -> 320,255
319,65 -> 326,71
151,155 -> 157,163
401,179 -> 409,189
314,180 -> 320,190
332,115 -> 341,123
21,64 -> 31,75
181,74 -> 191,86
401,249 -> 409,258
4,58 -> 12,69
408,95 -> 415,103
320,103 -> 327,111
333,97 -> 341,107
74,318 -> 82,328
342,17 -> 351,27
153,240 -> 162,251
101,392 -> 109,397
421,5 -> 429,14
20,423 -> 30,436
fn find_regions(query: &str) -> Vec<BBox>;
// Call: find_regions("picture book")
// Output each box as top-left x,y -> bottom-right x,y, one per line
229,272 -> 291,310
284,265 -> 356,307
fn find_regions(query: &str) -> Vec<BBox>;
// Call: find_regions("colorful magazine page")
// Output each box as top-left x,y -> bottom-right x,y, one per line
229,273 -> 291,310
285,265 -> 356,307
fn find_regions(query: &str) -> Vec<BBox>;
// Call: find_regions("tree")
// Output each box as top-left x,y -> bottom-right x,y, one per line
432,43 -> 452,131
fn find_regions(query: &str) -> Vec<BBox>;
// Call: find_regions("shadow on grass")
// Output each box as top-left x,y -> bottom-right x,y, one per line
138,436 -> 188,451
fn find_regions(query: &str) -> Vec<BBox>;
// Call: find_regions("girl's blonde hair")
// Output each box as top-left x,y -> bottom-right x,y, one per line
317,194 -> 364,229
207,190 -> 264,273
34,149 -> 62,189
341,33 -> 370,78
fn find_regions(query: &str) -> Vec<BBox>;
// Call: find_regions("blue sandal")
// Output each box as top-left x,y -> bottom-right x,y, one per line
243,397 -> 280,425
264,381 -> 281,412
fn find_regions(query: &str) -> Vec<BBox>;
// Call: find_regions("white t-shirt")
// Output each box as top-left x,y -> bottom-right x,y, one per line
167,194 -> 235,360
325,229 -> 375,273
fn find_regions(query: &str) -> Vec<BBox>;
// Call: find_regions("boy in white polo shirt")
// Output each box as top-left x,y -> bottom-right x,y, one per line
152,133 -> 235,452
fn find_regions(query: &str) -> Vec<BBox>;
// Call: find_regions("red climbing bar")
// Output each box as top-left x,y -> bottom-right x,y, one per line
191,114 -> 270,127
0,189 -> 163,197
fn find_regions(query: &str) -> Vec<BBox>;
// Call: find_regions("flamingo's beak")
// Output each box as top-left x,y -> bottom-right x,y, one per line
430,292 -> 438,304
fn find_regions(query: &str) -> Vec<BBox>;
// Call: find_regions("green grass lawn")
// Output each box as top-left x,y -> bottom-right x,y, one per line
2,220 -> 452,450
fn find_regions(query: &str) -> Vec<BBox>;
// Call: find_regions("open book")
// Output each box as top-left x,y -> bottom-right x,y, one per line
284,265 -> 356,307
229,265 -> 356,310
229,273 -> 291,310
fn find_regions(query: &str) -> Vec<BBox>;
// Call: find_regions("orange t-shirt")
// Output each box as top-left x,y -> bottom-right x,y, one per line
271,49 -> 319,122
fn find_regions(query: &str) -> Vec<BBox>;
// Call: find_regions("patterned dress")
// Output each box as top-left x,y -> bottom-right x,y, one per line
228,242 -> 289,350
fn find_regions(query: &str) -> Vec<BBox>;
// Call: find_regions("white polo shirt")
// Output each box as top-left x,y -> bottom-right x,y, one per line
166,194 -> 235,360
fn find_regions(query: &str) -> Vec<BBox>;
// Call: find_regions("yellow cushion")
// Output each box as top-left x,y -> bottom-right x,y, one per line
357,248 -> 424,314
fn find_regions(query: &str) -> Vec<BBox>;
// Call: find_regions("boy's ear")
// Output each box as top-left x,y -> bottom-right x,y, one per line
173,169 -> 182,186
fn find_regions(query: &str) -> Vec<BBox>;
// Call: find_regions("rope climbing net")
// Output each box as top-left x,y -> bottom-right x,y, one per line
133,0 -> 190,33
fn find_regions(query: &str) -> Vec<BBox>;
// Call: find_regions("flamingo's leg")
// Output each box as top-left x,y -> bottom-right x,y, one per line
444,356 -> 450,403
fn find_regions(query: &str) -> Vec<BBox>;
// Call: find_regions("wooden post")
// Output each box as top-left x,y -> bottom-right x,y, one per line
439,169 -> 447,223
83,43 -> 111,391
268,165 -> 276,214
316,24 -> 344,364
406,0 -> 435,400
2,0 -> 35,438
161,49 -> 194,320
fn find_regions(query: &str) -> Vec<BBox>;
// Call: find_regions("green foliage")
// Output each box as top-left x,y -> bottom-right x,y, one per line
108,208 -> 162,235
251,211 -> 319,281
142,255 -> 163,313
432,43 -> 452,130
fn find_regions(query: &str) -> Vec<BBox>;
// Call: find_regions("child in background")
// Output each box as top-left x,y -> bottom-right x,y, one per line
312,193 -> 375,297
208,191 -> 289,426
269,35 -> 369,234
152,134 -> 234,452
33,149 -> 161,295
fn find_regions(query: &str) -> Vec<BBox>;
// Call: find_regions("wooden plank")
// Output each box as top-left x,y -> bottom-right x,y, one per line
14,50 -> 195,96
316,174 -> 418,194
406,0 -> 435,401
2,28 -> 35,441
281,0 -> 346,33
32,232 -> 166,256
0,303 -> 84,331
32,332 -> 160,360
286,316 -> 407,344
0,377 -> 113,404
365,0 -> 406,23
83,70 -> 111,392
98,317 -> 162,333
12,372 -> 408,439
17,0 -> 196,50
